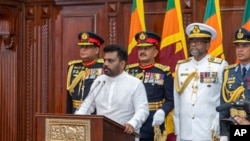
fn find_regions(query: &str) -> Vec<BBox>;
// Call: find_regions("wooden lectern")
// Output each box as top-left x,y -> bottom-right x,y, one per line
36,113 -> 139,141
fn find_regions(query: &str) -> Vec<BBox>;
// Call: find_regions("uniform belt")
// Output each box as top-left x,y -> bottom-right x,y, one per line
148,99 -> 165,111
230,107 -> 247,118
72,99 -> 83,108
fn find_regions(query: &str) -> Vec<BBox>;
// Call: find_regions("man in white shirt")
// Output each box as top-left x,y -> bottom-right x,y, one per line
75,44 -> 149,138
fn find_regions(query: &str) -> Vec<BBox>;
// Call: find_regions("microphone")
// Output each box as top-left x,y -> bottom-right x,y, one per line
85,80 -> 106,113
75,80 -> 106,114
93,80 -> 101,88
94,80 -> 105,98
80,80 -> 101,99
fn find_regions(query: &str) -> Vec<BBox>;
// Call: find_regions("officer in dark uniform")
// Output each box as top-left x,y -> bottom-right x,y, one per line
219,27 -> 250,141
66,31 -> 104,113
126,31 -> 174,141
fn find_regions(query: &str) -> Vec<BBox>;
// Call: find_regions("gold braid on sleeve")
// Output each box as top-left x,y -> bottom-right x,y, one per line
222,69 -> 245,103
174,64 -> 198,94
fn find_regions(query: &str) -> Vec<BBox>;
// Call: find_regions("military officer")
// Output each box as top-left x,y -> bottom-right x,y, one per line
220,27 -> 250,141
126,31 -> 174,141
173,23 -> 228,141
66,31 -> 104,113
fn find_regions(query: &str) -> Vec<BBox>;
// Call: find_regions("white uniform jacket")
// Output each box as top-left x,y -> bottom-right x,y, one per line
174,54 -> 228,140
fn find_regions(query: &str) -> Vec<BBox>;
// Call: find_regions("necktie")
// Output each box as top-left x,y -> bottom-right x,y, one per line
242,67 -> 247,78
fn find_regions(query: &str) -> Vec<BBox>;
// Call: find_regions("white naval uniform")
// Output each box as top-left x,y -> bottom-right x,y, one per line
174,54 -> 228,141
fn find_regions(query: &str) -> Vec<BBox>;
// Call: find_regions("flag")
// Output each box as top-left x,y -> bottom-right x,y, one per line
158,0 -> 188,73
127,0 -> 146,64
203,0 -> 224,59
158,1 -> 187,141
242,0 -> 250,30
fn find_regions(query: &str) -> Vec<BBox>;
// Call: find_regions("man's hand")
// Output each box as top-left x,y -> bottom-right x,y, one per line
124,123 -> 134,134
152,109 -> 165,126
234,116 -> 250,125
220,136 -> 228,141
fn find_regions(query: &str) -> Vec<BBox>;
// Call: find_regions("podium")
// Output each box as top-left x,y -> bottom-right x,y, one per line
36,113 -> 139,141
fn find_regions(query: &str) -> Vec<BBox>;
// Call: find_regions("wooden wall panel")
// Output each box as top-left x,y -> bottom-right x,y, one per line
0,51 -> 17,141
0,4 -> 18,141
53,4 -> 106,113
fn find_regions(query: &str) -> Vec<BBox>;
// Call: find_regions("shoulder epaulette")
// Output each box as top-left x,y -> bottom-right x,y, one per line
125,63 -> 139,69
225,64 -> 237,70
96,58 -> 104,63
68,60 -> 82,66
208,57 -> 223,64
177,58 -> 191,64
154,63 -> 170,72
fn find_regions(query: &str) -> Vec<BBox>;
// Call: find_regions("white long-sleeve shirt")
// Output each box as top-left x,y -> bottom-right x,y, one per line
75,71 -> 149,133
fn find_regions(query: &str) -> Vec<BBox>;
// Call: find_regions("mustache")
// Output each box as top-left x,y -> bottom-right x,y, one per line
103,66 -> 110,70
139,53 -> 147,57
189,47 -> 198,51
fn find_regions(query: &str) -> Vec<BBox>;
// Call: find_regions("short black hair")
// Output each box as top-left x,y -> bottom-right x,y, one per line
103,44 -> 128,62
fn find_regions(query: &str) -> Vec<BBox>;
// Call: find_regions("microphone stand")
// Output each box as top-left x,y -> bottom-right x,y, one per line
75,81 -> 105,114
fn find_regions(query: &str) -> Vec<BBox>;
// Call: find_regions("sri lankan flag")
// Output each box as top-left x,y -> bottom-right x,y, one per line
158,0 -> 188,73
127,0 -> 146,64
158,1 -> 187,141
203,0 -> 224,59
242,0 -> 250,30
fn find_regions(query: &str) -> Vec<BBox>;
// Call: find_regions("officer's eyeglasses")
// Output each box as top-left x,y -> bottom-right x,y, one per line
188,39 -> 208,45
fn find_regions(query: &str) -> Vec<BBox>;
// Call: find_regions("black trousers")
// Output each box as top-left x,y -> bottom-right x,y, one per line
139,138 -> 154,141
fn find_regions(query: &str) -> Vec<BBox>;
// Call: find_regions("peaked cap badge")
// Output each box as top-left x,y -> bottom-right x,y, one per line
81,32 -> 89,41
237,29 -> 244,39
139,32 -> 147,42
192,25 -> 201,33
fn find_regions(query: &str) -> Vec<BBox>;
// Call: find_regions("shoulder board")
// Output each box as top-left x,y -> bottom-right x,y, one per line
96,58 -> 104,63
208,57 -> 223,64
177,58 -> 191,64
125,63 -> 139,69
68,60 -> 82,66
154,63 -> 170,72
225,64 -> 237,70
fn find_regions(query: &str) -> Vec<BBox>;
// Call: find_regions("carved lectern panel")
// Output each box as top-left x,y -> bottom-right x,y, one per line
45,118 -> 91,141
